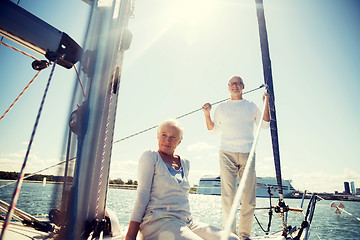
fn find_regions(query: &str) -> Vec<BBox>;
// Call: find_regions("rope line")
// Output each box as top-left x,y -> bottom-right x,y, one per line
95,79 -> 114,218
113,84 -> 265,144
0,61 -> 57,239
0,70 -> 42,122
0,41 -> 40,61
0,158 -> 76,190
73,65 -> 86,98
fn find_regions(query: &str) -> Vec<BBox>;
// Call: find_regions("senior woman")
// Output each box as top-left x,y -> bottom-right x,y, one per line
126,119 -> 239,240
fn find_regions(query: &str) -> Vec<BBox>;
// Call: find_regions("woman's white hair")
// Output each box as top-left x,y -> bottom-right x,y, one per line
157,119 -> 184,139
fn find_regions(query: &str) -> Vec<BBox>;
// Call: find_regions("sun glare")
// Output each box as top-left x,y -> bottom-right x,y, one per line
176,0 -> 216,26
124,0 -> 220,68
171,0 -> 217,44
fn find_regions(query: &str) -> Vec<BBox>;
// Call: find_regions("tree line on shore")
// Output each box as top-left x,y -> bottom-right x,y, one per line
0,171 -> 137,186
0,171 -> 199,193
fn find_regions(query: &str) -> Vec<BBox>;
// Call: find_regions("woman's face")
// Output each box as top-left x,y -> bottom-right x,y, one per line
157,124 -> 182,155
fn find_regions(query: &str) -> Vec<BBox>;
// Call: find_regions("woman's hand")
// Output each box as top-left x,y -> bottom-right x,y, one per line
125,236 -> 136,240
125,221 -> 141,240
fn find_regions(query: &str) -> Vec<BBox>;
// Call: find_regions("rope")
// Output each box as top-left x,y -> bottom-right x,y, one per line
294,194 -> 318,240
254,213 -> 272,233
0,158 -> 76,190
0,41 -> 40,61
0,70 -> 42,122
73,65 -> 86,98
221,92 -> 269,240
336,207 -> 360,221
60,129 -> 74,210
113,84 -> 265,144
95,77 -> 114,219
254,187 -> 273,234
0,60 -> 57,239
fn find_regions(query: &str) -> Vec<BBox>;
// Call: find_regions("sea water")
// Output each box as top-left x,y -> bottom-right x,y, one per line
1,181 -> 359,239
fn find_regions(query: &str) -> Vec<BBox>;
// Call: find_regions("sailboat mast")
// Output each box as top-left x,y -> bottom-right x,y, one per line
255,0 -> 290,235
60,0 -> 133,239
255,0 -> 283,199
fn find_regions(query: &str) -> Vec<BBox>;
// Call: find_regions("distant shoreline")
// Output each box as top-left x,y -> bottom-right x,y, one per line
0,179 -> 62,184
2,179 -> 359,202
289,192 -> 360,202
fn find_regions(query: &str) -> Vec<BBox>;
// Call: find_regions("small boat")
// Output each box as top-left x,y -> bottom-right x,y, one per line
197,175 -> 296,198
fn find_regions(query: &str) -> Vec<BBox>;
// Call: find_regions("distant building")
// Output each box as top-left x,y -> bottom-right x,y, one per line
350,182 -> 355,195
356,188 -> 360,196
344,182 -> 350,194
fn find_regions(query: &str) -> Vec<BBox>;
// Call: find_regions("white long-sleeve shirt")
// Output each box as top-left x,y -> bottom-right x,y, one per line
130,150 -> 192,224
210,99 -> 270,153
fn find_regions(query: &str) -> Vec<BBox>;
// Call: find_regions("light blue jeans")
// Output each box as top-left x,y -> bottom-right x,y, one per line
219,150 -> 256,240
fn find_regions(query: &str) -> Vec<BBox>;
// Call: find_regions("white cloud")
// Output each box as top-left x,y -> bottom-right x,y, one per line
0,151 -> 66,175
209,152 -> 218,157
110,160 -> 138,181
291,169 -> 360,193
344,168 -> 360,181
262,156 -> 273,163
187,142 -> 216,152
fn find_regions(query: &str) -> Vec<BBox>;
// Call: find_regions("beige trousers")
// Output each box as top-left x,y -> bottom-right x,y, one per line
140,217 -> 239,240
219,150 -> 256,240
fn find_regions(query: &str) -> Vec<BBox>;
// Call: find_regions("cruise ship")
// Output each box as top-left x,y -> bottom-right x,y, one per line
196,175 -> 296,198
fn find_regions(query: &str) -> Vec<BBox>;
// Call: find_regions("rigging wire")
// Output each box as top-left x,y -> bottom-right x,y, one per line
0,59 -> 58,239
0,157 -> 76,190
73,65 -> 86,98
254,187 -> 273,234
0,70 -> 42,122
0,40 -> 40,61
113,84 -> 265,144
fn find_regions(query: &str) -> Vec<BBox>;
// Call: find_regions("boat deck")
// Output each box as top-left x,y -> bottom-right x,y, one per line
0,221 -> 52,240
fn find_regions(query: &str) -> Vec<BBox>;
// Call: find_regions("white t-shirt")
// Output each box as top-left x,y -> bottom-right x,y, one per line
210,99 -> 269,152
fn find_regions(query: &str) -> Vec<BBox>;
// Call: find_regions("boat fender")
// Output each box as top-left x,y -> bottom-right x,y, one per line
105,208 -> 122,237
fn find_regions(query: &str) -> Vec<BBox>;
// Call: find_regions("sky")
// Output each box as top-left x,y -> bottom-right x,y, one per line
0,0 -> 359,194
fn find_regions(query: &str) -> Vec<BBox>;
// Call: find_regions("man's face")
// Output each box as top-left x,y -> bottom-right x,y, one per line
228,77 -> 244,97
